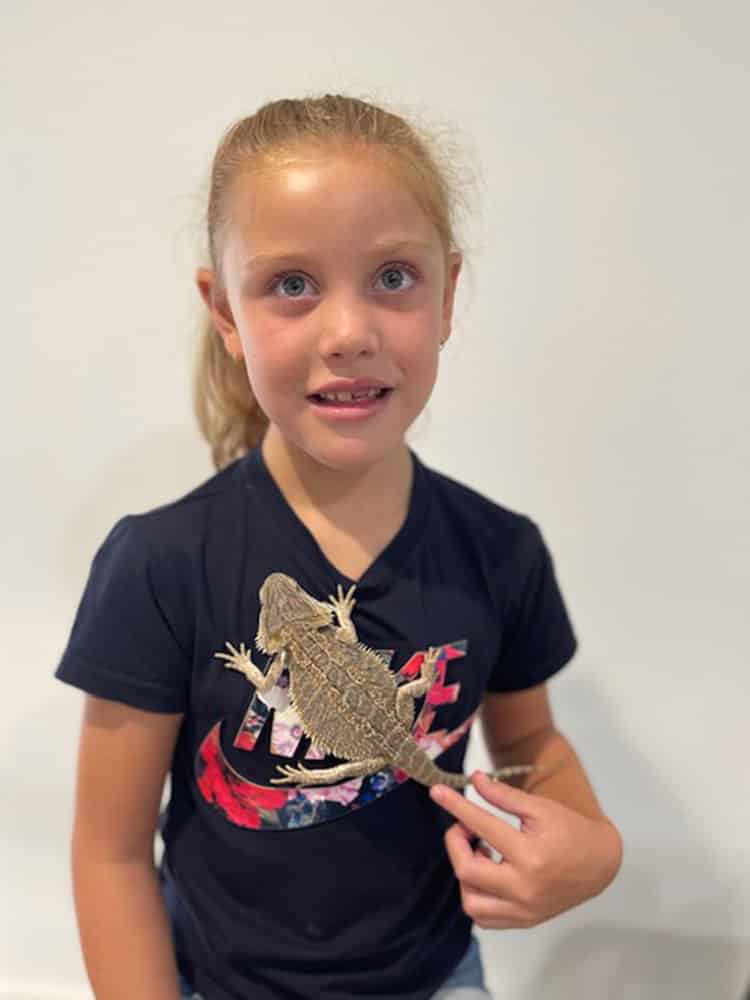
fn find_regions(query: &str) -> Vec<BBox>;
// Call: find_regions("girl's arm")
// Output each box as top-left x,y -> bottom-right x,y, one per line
479,681 -> 611,821
71,694 -> 184,1000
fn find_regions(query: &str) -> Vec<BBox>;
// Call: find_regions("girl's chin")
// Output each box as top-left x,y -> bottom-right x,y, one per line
287,434 -> 407,473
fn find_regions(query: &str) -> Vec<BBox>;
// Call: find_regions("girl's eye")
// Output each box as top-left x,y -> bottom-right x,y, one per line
269,263 -> 418,299
377,264 -> 418,293
273,273 -> 312,298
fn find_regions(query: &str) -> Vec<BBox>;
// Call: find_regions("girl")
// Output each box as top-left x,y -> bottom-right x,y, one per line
56,94 -> 622,1000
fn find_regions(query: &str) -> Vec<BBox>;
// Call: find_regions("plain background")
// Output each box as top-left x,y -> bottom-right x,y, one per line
3,1 -> 749,997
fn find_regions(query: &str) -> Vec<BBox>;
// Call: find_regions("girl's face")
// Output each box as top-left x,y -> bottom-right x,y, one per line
200,149 -> 462,475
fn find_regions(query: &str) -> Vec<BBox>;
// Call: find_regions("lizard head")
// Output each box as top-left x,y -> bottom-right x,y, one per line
255,572 -> 333,653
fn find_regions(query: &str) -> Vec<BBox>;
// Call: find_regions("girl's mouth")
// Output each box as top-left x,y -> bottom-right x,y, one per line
309,388 -> 391,406
307,387 -> 393,420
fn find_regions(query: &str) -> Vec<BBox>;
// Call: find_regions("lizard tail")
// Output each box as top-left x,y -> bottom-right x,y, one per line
485,755 -> 574,788
397,741 -> 470,790
398,740 -> 556,791
486,764 -> 538,782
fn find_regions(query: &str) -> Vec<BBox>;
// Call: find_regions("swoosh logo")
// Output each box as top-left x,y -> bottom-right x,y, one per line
195,641 -> 472,830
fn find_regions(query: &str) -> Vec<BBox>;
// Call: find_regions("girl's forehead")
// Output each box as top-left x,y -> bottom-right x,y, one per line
257,144 -> 399,180
225,154 -> 440,252
234,151 -> 420,213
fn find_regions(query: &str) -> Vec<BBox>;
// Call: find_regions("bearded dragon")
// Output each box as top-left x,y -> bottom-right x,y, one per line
214,572 -> 547,790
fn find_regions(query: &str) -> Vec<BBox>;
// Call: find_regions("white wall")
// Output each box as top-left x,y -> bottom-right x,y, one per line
3,1 -> 748,996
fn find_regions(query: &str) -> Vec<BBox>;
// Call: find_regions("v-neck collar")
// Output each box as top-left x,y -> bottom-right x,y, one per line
241,442 -> 431,598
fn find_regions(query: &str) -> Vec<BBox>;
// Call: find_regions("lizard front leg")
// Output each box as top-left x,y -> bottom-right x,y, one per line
215,642 -> 287,692
326,583 -> 359,644
395,646 -> 440,725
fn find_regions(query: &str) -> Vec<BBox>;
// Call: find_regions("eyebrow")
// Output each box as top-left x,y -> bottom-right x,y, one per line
242,239 -> 434,272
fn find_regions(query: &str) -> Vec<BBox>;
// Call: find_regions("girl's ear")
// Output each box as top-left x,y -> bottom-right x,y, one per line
196,268 -> 243,361
441,252 -> 463,343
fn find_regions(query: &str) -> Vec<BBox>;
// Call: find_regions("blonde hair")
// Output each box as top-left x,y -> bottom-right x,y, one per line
192,93 -> 477,471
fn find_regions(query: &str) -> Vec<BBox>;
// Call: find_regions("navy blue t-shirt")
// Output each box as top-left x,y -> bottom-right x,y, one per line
55,444 -> 578,1000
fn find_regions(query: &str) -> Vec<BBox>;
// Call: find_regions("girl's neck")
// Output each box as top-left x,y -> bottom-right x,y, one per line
260,428 -> 413,529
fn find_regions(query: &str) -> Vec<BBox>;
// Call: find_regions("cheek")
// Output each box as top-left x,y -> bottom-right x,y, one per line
397,321 -> 440,373
245,354 -> 313,424
390,310 -> 436,355
241,325 -> 301,384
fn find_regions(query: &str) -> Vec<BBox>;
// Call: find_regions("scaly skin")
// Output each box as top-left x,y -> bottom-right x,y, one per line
215,572 -> 540,790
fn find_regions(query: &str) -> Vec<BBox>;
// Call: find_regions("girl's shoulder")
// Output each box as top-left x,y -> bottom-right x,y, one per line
417,453 -> 541,556
55,455 -> 255,711
110,452 -> 253,553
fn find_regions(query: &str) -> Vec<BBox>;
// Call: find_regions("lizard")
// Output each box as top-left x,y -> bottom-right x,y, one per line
214,572 -> 555,791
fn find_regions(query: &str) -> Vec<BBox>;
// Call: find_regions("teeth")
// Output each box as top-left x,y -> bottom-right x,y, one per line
319,388 -> 384,402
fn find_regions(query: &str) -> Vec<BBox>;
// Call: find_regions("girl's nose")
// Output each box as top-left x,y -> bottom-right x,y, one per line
317,295 -> 380,358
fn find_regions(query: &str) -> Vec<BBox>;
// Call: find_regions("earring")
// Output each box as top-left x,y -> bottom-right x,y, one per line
439,339 -> 446,351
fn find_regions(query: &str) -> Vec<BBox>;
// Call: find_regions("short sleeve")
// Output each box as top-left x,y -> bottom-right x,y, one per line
487,519 -> 578,692
54,515 -> 192,712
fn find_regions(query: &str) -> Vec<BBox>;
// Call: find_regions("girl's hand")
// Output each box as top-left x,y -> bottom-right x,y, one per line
430,770 -> 623,929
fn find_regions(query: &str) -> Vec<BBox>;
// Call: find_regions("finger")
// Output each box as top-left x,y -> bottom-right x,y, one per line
471,770 -> 542,819
449,823 -> 500,865
430,780 -> 525,859
477,840 -> 503,863
444,823 -> 516,894
445,820 -> 492,871
460,883 -> 504,911
460,885 -> 536,929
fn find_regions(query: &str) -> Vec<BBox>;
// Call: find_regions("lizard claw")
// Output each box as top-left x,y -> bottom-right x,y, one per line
328,583 -> 357,619
214,640 -> 252,669
270,763 -> 314,785
423,646 -> 441,683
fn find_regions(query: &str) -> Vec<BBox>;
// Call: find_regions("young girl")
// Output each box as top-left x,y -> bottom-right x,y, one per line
56,94 -> 622,1000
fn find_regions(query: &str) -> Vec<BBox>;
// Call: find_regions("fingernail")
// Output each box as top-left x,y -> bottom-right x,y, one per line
430,785 -> 446,802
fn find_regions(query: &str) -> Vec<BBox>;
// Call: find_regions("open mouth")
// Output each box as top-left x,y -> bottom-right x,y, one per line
308,388 -> 392,406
